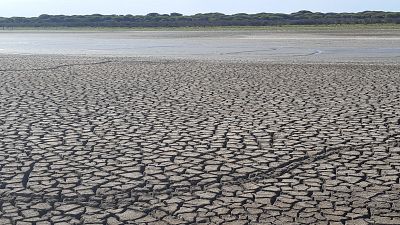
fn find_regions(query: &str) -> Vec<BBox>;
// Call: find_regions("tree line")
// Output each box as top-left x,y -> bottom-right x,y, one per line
1,11 -> 399,28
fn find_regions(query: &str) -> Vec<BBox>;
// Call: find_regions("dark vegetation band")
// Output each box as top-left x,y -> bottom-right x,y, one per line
1,10 -> 400,27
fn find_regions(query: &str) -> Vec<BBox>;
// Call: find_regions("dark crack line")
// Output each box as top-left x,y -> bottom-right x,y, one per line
2,130 -> 399,224
78,133 -> 400,200
21,161 -> 36,188
0,60 -> 113,72
221,48 -> 277,55
2,102 -> 400,212
226,133 -> 400,185
144,134 -> 400,222
293,50 -> 323,57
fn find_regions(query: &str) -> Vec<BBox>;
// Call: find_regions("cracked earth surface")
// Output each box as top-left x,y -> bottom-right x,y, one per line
0,55 -> 400,225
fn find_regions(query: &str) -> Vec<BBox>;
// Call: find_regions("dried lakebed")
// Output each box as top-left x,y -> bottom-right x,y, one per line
0,55 -> 400,225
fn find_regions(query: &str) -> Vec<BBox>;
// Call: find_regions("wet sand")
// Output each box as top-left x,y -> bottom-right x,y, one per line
0,30 -> 400,224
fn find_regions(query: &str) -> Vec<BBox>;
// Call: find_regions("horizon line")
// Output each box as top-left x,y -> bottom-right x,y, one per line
1,10 -> 399,18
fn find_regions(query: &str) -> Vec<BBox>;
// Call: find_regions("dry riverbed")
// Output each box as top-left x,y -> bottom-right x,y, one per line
0,55 -> 400,224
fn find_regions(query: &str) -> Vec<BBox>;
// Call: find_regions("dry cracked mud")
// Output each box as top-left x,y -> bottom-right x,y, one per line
0,55 -> 400,225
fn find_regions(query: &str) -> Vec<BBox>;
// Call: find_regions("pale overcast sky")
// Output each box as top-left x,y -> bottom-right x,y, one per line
0,0 -> 399,17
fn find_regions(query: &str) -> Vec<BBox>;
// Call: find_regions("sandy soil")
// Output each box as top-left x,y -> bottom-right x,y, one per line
0,54 -> 399,224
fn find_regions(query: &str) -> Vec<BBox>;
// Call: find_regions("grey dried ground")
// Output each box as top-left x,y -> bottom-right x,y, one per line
0,55 -> 399,225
